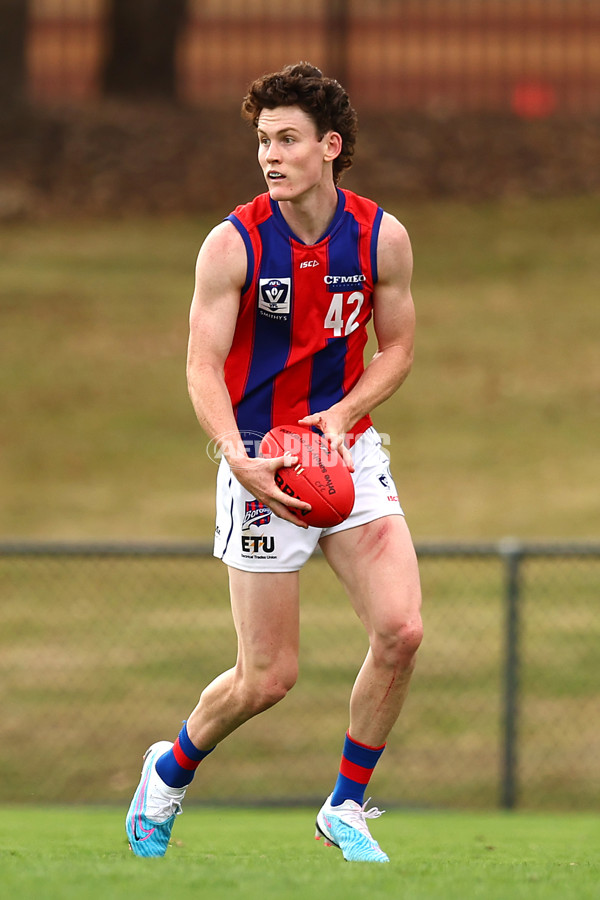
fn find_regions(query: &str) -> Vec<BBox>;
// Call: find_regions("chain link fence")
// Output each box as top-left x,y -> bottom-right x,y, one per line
1,541 -> 598,810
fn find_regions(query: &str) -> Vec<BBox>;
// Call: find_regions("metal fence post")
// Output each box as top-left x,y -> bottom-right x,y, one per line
326,0 -> 349,89
499,539 -> 523,809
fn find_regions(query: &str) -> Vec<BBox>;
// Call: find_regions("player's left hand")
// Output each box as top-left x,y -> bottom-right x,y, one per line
297,410 -> 355,472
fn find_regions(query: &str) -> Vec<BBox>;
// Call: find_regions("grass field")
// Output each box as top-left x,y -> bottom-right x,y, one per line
1,807 -> 599,900
1,198 -> 598,820
1,195 -> 599,541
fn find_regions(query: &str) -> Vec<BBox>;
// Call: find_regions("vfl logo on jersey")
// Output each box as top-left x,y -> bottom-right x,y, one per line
242,500 -> 272,529
258,278 -> 291,317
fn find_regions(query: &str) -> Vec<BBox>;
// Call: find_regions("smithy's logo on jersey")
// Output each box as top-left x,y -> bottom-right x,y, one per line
242,500 -> 272,529
258,278 -> 291,317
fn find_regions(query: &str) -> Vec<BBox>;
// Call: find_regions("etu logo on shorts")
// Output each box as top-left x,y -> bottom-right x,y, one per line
258,278 -> 291,316
241,535 -> 275,554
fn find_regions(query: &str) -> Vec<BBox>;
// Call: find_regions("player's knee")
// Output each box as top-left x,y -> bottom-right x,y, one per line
244,663 -> 297,714
403,616 -> 424,656
373,615 -> 423,669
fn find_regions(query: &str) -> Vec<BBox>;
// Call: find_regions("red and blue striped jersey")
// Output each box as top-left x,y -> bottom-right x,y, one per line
224,187 -> 383,453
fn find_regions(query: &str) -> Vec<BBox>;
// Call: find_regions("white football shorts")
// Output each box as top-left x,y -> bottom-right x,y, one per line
213,426 -> 404,573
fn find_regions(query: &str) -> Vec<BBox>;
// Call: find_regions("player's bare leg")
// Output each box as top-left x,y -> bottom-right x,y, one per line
314,515 -> 421,862
126,569 -> 300,856
320,515 -> 422,745
185,568 -> 300,750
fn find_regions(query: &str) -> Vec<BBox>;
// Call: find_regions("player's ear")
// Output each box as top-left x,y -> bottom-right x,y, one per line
323,131 -> 342,162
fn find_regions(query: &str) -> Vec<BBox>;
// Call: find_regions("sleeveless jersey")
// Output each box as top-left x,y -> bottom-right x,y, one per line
224,187 -> 383,454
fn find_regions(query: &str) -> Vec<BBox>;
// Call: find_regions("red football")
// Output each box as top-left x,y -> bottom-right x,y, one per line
259,424 -> 355,528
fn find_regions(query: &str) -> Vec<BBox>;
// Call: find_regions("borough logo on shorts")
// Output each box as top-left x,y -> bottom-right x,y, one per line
242,500 -> 272,529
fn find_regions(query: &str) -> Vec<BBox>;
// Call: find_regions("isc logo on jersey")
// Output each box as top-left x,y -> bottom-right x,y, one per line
258,278 -> 291,317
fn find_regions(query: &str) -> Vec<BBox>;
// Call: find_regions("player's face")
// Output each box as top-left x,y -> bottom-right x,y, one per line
256,106 -> 339,202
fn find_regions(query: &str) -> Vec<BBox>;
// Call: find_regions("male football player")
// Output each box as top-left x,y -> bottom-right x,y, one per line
126,62 -> 422,863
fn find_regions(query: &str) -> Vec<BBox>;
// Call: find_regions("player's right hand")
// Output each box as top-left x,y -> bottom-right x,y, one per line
230,453 -> 312,528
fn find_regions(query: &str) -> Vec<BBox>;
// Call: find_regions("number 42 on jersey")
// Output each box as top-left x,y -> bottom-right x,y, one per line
324,291 -> 364,337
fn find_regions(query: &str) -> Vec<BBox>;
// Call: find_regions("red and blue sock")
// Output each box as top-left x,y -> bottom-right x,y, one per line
155,722 -> 214,788
330,731 -> 386,807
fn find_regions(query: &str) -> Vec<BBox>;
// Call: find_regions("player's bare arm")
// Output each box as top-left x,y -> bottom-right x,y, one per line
187,221 -> 311,526
300,212 -> 415,454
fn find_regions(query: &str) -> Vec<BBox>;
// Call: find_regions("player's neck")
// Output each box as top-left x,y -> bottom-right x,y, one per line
276,182 -> 339,245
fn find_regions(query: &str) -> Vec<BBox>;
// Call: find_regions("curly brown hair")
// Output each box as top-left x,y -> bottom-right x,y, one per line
241,62 -> 358,184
